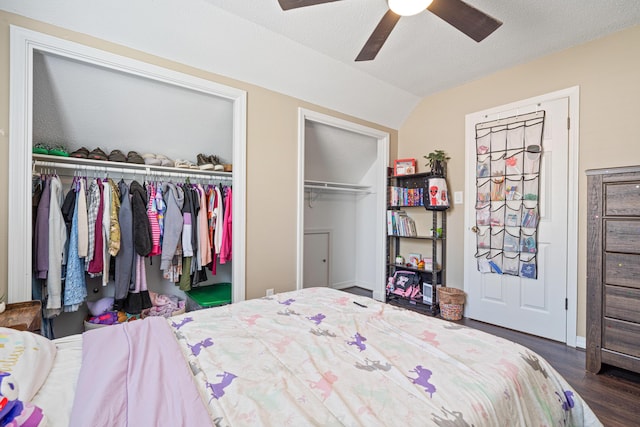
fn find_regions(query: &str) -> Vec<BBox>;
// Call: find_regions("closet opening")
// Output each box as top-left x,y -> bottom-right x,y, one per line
8,27 -> 247,334
296,109 -> 389,301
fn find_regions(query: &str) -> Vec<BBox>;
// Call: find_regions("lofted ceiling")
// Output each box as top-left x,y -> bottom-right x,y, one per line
3,0 -> 640,129
206,0 -> 640,101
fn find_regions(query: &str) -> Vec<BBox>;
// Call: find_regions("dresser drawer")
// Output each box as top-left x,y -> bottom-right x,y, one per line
605,285 -> 640,323
605,182 -> 640,216
603,318 -> 640,358
605,253 -> 640,289
605,220 -> 640,254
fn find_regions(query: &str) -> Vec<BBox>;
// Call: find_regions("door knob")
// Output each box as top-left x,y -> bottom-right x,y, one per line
322,259 -> 326,263
471,226 -> 479,233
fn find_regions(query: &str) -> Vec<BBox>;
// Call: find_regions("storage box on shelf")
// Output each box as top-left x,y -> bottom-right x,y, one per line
386,172 -> 447,316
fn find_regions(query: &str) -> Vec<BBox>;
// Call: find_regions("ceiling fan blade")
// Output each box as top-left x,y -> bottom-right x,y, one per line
277,0 -> 341,11
355,10 -> 401,62
427,0 -> 502,42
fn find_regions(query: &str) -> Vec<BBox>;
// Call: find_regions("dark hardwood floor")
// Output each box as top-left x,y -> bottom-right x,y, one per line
341,286 -> 640,426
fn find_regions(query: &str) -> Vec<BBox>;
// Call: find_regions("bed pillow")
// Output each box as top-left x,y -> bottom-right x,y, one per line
0,327 -> 57,401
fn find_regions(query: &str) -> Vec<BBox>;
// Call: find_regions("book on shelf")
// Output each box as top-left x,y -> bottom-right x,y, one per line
389,187 -> 424,207
387,210 -> 417,237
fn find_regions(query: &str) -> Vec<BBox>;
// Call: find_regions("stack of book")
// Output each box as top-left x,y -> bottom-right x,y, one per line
387,210 -> 417,237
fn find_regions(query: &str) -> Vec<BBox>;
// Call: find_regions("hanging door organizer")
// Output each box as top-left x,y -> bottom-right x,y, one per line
474,111 -> 545,279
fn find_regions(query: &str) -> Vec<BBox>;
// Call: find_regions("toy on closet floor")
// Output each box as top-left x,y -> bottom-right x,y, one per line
0,372 -> 47,427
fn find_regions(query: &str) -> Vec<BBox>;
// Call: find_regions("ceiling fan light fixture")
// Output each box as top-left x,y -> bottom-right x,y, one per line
388,0 -> 433,16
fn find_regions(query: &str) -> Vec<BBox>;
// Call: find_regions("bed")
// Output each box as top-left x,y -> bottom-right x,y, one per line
5,287 -> 600,426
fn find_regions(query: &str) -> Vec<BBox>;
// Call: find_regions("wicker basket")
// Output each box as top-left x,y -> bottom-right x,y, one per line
438,287 -> 465,320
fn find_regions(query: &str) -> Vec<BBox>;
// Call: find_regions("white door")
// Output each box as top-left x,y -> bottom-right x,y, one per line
464,96 -> 569,342
304,232 -> 330,288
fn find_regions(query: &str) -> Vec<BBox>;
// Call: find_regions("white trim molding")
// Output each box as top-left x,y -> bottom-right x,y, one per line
296,108 -> 389,302
8,26 -> 247,303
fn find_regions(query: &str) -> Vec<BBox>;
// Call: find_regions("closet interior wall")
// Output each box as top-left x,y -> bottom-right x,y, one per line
303,120 -> 379,291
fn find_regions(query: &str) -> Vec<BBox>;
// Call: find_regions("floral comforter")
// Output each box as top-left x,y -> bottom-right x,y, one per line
170,287 -> 601,426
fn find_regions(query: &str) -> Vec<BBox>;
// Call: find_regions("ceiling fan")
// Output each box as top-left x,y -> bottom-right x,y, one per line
277,0 -> 502,61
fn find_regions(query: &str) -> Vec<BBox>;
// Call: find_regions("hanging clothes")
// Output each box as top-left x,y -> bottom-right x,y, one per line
87,179 -> 104,275
160,182 -> 184,271
64,181 -> 87,312
77,178 -> 88,258
130,180 -> 152,257
45,175 -> 67,318
220,186 -> 233,264
155,184 -> 166,247
147,182 -> 161,257
198,184 -> 212,268
114,180 -> 134,311
108,178 -> 121,257
34,178 -> 51,280
85,179 -> 100,268
100,179 -> 111,286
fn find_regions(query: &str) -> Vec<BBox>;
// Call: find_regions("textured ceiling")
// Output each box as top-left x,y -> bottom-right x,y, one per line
206,0 -> 640,98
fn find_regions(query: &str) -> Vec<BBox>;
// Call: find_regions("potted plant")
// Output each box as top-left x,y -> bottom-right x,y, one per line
424,150 -> 450,175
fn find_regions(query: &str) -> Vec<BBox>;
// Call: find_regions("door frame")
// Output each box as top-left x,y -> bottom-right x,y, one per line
8,26 -> 247,304
463,86 -> 580,347
296,108 -> 389,301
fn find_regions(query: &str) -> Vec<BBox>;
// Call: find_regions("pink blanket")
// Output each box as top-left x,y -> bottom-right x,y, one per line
69,317 -> 212,427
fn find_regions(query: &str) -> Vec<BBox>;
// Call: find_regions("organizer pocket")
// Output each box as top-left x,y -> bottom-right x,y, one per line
520,228 -> 537,254
490,227 -> 505,250
524,149 -> 541,175
476,250 -> 491,273
507,123 -> 525,150
476,129 -> 491,154
521,206 -> 540,228
502,251 -> 520,276
504,150 -> 523,177
522,175 -> 539,201
503,227 -> 520,252
476,203 -> 491,226
505,203 -> 521,227
504,177 -> 522,201
490,153 -> 506,177
476,226 -> 490,249
491,177 -> 505,201
490,127 -> 507,152
519,253 -> 537,279
525,118 -> 544,147
476,154 -> 490,178
477,178 -> 491,205
490,202 -> 505,227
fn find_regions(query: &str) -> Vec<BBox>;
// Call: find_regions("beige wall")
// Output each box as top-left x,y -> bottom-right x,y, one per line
0,11 -> 398,302
399,24 -> 640,337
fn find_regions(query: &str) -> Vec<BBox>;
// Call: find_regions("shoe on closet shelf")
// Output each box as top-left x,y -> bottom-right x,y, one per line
197,153 -> 214,170
88,147 -> 108,161
49,144 -> 70,157
70,147 -> 89,159
108,149 -> 126,162
126,151 -> 145,164
209,155 -> 225,171
155,154 -> 174,167
175,159 -> 196,169
142,153 -> 162,166
32,143 -> 51,155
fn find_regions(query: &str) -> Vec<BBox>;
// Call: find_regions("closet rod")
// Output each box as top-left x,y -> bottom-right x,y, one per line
304,184 -> 371,194
33,160 -> 233,181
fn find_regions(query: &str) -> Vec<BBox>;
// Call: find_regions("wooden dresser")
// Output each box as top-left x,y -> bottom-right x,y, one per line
586,166 -> 640,374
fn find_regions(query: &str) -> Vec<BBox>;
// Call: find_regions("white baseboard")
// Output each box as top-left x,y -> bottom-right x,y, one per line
575,336 -> 586,349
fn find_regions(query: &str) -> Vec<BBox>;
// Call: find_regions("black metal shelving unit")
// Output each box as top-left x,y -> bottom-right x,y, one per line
386,172 -> 447,316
